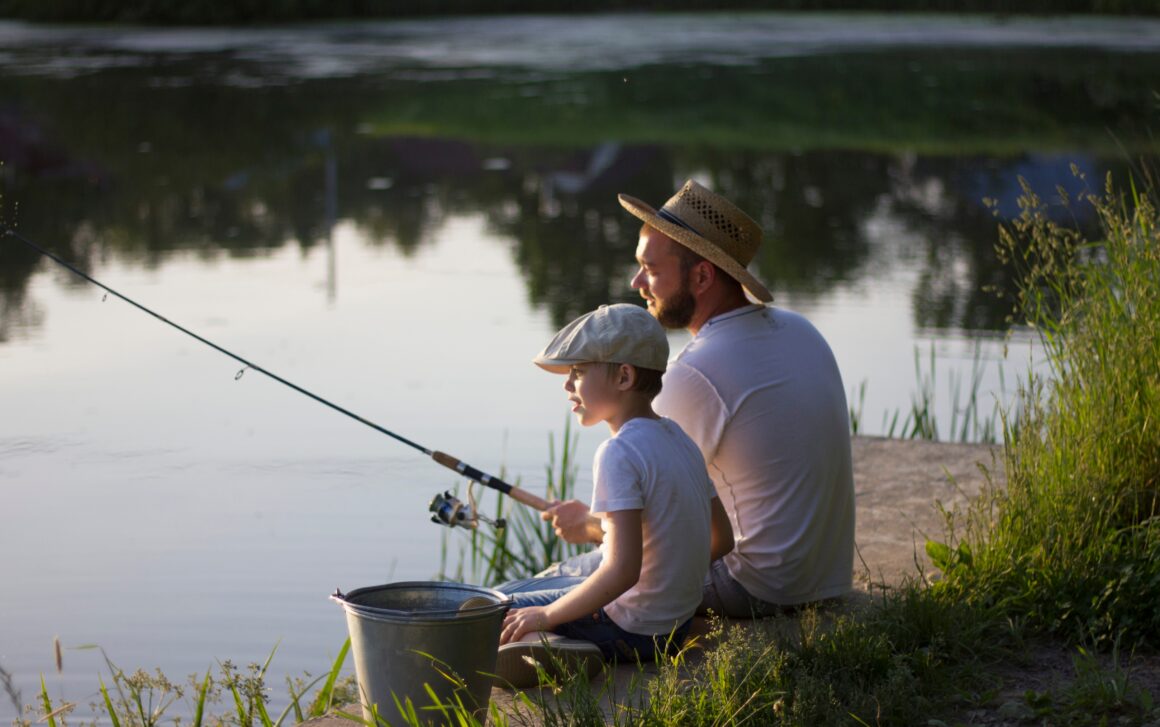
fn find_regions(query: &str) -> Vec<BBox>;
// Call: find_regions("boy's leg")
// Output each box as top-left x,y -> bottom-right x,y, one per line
495,608 -> 689,688
553,610 -> 690,663
532,548 -> 604,577
497,576 -> 585,606
495,548 -> 601,594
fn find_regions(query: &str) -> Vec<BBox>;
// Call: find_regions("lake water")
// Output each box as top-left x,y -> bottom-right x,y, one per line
2,12 -> 1159,723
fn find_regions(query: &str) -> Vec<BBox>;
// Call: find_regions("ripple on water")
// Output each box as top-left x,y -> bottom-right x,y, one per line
1,15 -> 1160,83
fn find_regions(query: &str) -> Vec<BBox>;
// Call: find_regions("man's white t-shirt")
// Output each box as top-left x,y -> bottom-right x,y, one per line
654,305 -> 855,606
591,416 -> 715,635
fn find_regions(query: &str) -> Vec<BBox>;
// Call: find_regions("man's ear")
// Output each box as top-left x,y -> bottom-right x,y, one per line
616,363 -> 637,391
689,260 -> 716,295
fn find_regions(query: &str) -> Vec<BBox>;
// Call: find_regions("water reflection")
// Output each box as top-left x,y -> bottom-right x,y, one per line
1,135 -> 1142,340
2,18 -> 1159,342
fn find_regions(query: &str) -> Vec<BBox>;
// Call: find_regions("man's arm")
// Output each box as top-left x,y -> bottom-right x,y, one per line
709,495 -> 734,561
654,362 -> 727,465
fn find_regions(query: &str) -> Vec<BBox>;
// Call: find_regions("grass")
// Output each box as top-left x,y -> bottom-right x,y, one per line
930,171 -> 1160,650
11,643 -> 357,727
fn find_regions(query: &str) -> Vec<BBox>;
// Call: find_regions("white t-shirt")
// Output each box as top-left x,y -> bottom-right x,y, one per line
591,417 -> 715,635
654,305 -> 855,606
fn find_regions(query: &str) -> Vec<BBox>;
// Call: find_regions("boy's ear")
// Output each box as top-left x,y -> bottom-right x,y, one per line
616,363 -> 636,391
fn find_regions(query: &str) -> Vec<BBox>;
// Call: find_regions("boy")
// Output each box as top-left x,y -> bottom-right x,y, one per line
495,303 -> 733,688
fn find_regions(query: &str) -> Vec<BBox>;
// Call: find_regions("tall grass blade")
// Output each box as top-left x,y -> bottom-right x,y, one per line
308,638 -> 350,718
191,669 -> 211,727
38,676 -> 56,727
98,677 -> 121,727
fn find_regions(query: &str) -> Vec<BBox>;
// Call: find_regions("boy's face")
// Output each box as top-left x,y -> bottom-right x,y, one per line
563,363 -> 621,427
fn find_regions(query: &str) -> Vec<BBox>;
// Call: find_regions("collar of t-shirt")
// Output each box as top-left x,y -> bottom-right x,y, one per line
700,303 -> 766,334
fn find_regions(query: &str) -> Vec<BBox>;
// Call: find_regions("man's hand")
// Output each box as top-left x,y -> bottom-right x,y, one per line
542,500 -> 600,544
500,606 -> 552,645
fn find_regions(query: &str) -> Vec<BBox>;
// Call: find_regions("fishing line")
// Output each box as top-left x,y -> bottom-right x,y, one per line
3,228 -> 550,525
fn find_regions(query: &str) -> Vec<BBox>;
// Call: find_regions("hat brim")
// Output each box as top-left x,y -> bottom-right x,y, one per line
619,193 -> 773,303
532,358 -> 578,374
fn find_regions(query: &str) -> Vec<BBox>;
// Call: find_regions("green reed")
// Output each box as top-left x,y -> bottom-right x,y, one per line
436,419 -> 593,586
14,642 -> 356,727
849,340 -> 1007,444
931,173 -> 1160,650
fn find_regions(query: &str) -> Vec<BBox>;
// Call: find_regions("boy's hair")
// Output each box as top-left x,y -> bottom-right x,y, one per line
596,362 -> 664,401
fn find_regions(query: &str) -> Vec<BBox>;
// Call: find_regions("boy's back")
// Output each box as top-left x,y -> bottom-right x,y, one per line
593,416 -> 714,634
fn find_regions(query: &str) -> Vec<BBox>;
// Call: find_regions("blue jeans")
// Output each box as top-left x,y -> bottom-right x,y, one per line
497,571 -> 689,663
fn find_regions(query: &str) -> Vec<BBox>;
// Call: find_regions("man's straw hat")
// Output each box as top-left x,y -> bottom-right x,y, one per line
618,180 -> 772,303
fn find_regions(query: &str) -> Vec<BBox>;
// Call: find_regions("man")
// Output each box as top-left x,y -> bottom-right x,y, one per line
546,179 -> 855,616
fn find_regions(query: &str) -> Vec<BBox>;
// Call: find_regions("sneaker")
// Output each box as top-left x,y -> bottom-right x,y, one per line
456,595 -> 495,614
493,632 -> 604,689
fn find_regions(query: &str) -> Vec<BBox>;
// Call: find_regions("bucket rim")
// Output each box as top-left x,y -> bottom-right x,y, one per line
331,580 -> 512,621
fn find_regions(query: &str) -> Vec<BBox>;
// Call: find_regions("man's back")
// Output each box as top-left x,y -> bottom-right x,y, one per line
655,304 -> 855,606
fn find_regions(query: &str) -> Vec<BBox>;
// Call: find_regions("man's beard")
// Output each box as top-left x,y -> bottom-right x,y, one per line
651,284 -> 696,330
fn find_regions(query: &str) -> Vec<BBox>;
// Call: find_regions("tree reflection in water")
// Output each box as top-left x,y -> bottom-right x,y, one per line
1,28 -> 1157,338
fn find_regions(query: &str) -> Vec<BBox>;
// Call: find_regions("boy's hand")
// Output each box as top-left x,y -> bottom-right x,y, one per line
501,606 -> 553,645
543,500 -> 598,544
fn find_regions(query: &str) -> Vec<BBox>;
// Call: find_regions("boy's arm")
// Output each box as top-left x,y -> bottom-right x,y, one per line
709,496 -> 735,561
501,509 -> 642,644
542,500 -> 604,545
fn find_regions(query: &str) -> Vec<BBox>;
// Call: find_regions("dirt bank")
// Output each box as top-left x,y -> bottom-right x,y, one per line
851,435 -> 1002,586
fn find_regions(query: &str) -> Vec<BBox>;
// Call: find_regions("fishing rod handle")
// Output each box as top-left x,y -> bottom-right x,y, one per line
430,451 -> 550,511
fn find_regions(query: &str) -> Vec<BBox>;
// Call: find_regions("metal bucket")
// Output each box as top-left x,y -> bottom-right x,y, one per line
331,582 -> 511,724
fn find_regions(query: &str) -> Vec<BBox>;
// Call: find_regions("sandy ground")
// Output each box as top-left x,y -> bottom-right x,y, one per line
304,436 -> 1160,726
848,435 -> 1002,586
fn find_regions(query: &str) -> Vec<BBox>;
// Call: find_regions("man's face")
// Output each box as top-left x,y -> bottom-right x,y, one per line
631,225 -> 695,330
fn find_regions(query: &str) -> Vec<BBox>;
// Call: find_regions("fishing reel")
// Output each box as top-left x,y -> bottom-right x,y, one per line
428,488 -> 505,531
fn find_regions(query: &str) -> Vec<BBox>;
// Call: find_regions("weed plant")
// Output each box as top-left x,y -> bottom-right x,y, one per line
12,643 -> 356,727
933,173 -> 1160,649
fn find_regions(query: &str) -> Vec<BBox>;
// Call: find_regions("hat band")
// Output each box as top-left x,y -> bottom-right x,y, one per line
657,208 -> 705,239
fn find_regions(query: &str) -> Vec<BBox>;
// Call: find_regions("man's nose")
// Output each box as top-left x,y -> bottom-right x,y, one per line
630,267 -> 645,290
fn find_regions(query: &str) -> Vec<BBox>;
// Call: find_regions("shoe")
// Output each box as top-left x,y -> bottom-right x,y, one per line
457,595 -> 495,614
493,632 -> 604,689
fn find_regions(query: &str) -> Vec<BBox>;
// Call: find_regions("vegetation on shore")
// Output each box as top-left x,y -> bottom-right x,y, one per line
0,0 -> 1157,24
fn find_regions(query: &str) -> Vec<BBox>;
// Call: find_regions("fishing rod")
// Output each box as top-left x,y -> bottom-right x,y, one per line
3,227 -> 549,530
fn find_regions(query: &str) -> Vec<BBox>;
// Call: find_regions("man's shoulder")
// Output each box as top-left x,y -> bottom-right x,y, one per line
681,306 -> 824,358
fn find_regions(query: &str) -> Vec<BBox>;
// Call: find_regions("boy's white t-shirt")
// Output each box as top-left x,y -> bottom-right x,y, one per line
590,416 -> 715,635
